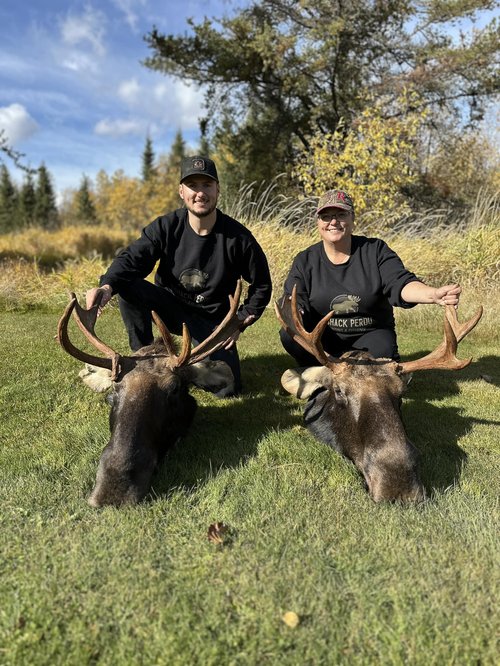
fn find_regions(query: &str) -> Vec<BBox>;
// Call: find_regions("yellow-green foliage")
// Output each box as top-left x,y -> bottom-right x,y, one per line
92,168 -> 181,229
60,166 -> 183,230
293,90 -> 426,218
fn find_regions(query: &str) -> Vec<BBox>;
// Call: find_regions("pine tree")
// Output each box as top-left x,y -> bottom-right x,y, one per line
34,164 -> 59,229
141,135 -> 156,181
0,164 -> 18,233
75,175 -> 97,224
169,129 -> 186,168
18,171 -> 36,228
198,135 -> 211,157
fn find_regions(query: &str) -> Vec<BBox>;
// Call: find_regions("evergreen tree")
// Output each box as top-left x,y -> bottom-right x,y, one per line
169,129 -> 186,167
35,164 -> 59,229
0,164 -> 18,233
141,135 -> 156,181
198,135 -> 211,157
18,171 -> 36,228
75,175 -> 97,224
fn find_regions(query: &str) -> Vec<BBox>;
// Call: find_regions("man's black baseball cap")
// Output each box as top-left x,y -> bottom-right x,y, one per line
180,156 -> 219,183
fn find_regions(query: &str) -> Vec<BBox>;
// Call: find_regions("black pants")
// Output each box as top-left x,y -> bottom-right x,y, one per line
118,280 -> 242,393
279,326 -> 400,366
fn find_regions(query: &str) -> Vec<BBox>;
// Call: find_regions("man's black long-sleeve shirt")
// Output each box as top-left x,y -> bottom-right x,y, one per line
100,208 -> 272,322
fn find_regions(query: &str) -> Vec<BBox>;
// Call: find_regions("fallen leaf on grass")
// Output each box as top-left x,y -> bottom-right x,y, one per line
282,611 -> 300,628
207,522 -> 230,545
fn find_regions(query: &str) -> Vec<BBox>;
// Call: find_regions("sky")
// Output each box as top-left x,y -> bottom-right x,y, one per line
1,1 -> 497,196
0,0 -> 241,194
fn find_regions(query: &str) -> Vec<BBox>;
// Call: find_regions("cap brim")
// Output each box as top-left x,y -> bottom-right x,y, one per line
316,203 -> 353,215
180,171 -> 218,183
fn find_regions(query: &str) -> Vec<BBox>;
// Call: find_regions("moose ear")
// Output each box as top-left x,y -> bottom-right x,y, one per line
186,360 -> 235,395
281,366 -> 331,399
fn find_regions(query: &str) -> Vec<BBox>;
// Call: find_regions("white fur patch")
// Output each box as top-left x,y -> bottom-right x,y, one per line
281,366 -> 331,399
78,364 -> 113,393
188,360 -> 235,394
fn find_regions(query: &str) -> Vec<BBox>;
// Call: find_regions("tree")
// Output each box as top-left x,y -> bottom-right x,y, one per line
144,0 -> 499,185
0,129 -> 33,172
18,170 -> 36,228
293,91 -> 427,218
75,175 -> 98,224
169,129 -> 186,169
0,164 -> 18,233
35,164 -> 59,229
141,135 -> 156,182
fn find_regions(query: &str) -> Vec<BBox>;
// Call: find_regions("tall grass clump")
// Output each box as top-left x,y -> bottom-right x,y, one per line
222,175 -> 317,230
0,225 -> 135,266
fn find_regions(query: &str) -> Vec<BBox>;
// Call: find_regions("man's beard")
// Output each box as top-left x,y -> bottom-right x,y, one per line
185,201 -> 217,218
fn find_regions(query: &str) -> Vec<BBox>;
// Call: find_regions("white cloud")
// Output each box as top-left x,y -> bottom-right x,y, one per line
60,6 -> 107,57
61,52 -> 102,74
112,0 -> 146,31
118,78 -> 141,105
94,117 -> 146,137
153,80 -> 204,128
0,104 -> 38,144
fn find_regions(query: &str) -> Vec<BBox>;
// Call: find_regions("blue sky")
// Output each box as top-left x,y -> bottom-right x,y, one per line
1,1 -> 497,196
0,0 -> 241,194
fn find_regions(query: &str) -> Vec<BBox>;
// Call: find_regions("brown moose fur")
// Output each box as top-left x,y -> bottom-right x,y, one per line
285,352 -> 425,502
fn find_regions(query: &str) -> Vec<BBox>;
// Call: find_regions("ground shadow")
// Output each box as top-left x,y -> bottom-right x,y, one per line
400,350 -> 500,494
150,352 -> 300,494
150,348 -> 499,500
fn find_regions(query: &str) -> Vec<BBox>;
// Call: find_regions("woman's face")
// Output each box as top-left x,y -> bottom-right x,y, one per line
317,207 -> 354,244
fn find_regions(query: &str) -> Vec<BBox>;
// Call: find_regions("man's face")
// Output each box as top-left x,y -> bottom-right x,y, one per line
179,175 -> 219,218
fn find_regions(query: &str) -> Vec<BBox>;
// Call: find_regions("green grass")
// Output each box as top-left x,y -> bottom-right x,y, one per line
1,307 -> 499,665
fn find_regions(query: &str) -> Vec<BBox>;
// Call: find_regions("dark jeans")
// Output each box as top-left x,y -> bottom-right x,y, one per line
118,280 -> 242,393
280,326 -> 400,366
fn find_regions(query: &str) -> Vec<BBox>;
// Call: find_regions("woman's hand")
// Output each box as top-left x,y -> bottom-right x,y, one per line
433,283 -> 461,307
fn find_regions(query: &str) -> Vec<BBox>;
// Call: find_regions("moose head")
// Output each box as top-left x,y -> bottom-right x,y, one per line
58,282 -> 242,508
276,287 -> 483,502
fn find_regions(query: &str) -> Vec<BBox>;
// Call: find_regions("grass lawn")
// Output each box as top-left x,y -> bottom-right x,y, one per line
0,306 -> 499,665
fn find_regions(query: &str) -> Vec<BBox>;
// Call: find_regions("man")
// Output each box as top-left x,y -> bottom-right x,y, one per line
86,155 -> 272,396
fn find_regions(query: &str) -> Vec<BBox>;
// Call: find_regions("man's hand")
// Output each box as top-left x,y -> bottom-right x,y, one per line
85,284 -> 113,316
224,314 -> 256,349
433,283 -> 461,307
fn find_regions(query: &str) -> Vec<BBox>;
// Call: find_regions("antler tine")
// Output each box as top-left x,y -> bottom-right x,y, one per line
275,285 -> 335,368
152,312 -> 193,368
57,294 -> 121,379
186,280 -> 243,365
399,305 -> 483,374
72,292 -> 120,359
445,304 -> 483,343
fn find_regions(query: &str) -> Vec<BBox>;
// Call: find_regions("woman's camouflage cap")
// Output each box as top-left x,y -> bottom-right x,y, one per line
316,190 -> 354,214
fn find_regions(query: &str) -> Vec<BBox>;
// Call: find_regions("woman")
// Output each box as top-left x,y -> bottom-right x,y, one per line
279,189 -> 461,365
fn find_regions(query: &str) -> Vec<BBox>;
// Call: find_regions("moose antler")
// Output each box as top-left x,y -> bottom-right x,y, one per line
398,305 -> 483,373
275,285 -> 340,368
58,281 -> 244,376
57,293 -> 123,380
275,286 -> 483,374
153,280 -> 243,366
